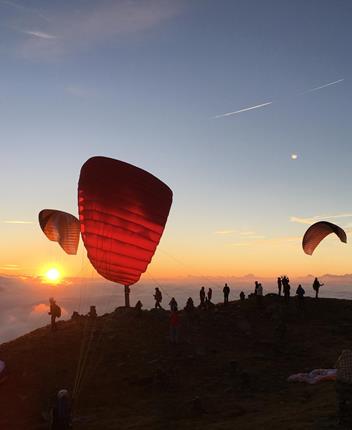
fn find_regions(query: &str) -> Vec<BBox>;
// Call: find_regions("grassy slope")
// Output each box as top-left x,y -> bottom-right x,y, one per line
1,296 -> 351,429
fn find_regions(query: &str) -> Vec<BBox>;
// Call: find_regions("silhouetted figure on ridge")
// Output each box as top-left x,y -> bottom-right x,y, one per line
254,281 -> 259,295
207,288 -> 213,303
282,276 -> 291,303
256,283 -> 263,306
154,287 -> 163,309
87,305 -> 97,319
200,286 -> 206,307
48,297 -> 61,331
240,291 -> 245,301
223,283 -> 230,304
135,300 -> 143,314
169,297 -> 178,312
277,277 -> 282,296
184,297 -> 195,312
313,277 -> 324,299
296,284 -> 305,309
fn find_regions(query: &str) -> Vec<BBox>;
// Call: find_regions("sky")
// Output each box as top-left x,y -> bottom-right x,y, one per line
0,0 -> 351,286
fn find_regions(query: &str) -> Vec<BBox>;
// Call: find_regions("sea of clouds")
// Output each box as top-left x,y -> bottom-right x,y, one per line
1,273 -> 352,344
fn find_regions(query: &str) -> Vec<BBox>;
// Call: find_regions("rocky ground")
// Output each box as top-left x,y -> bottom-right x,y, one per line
1,295 -> 351,429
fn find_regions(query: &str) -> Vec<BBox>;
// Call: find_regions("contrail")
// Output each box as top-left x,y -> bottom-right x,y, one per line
304,78 -> 344,93
23,30 -> 56,39
213,101 -> 272,119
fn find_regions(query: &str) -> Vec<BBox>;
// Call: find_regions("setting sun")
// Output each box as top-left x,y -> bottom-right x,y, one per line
45,268 -> 61,283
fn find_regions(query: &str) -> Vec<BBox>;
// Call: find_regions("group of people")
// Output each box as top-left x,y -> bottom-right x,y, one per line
153,283 -> 245,312
277,276 -> 323,301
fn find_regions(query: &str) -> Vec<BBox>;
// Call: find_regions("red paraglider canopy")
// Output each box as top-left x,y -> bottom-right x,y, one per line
302,221 -> 347,256
78,156 -> 173,286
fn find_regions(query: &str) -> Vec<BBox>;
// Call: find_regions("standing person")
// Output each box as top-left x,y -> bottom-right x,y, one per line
207,288 -> 213,303
240,291 -> 245,301
200,286 -> 206,307
154,287 -> 163,309
169,297 -> 178,312
277,277 -> 282,296
256,283 -> 263,306
283,276 -> 291,303
313,277 -> 324,299
48,298 -> 61,331
223,283 -> 230,304
254,281 -> 259,295
335,350 -> 352,425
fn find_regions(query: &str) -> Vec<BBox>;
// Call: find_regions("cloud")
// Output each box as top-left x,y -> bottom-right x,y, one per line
303,78 -> 344,94
23,30 -> 56,39
213,101 -> 272,119
15,0 -> 184,60
0,264 -> 20,271
2,220 -> 33,224
290,213 -> 352,225
214,230 -> 236,235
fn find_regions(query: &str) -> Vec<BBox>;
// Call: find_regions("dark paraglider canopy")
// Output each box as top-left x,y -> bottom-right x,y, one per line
302,221 -> 347,255
39,209 -> 81,255
78,156 -> 173,286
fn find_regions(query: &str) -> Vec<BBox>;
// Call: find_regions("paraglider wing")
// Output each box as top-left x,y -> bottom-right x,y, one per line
39,209 -> 81,255
302,221 -> 347,255
78,157 -> 173,286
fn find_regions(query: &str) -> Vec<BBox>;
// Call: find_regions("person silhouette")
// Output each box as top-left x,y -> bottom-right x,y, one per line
313,277 -> 324,299
223,283 -> 230,304
154,288 -> 163,309
200,287 -> 206,306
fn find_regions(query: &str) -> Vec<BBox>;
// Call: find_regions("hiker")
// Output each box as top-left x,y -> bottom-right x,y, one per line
296,285 -> 305,309
313,277 -> 324,299
48,298 -> 61,331
87,305 -> 97,319
200,286 -> 206,307
335,350 -> 352,425
254,281 -> 259,295
240,291 -> 245,301
282,276 -> 291,302
256,283 -> 263,306
223,283 -> 230,304
170,311 -> 180,344
207,288 -> 213,303
169,297 -> 178,312
51,389 -> 72,430
184,297 -> 195,312
71,311 -> 80,321
135,300 -> 143,312
154,287 -> 163,309
277,277 -> 282,296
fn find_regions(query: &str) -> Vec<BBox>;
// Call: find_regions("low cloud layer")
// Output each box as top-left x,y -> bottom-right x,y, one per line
1,273 -> 352,344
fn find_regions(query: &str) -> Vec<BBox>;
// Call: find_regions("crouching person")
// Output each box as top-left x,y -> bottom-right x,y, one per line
336,350 -> 352,425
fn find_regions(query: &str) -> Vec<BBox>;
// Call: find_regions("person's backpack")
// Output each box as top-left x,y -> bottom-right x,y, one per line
55,304 -> 62,318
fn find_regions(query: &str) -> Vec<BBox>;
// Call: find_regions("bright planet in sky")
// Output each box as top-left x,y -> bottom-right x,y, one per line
291,154 -> 298,160
45,268 -> 61,283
